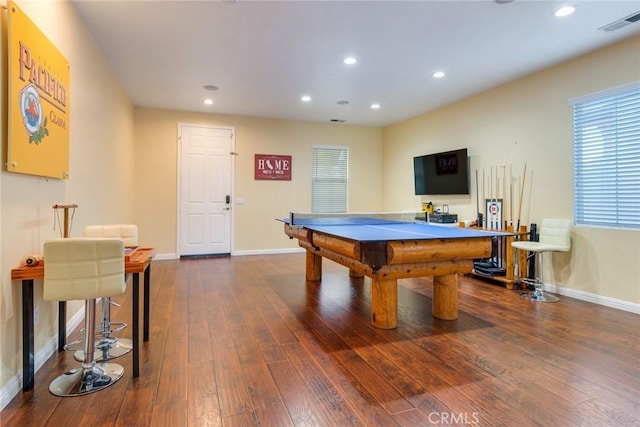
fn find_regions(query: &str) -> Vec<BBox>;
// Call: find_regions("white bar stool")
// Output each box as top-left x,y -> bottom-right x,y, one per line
75,225 -> 139,361
43,238 -> 127,396
512,218 -> 572,302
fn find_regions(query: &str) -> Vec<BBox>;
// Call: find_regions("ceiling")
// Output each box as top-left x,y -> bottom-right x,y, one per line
71,0 -> 640,127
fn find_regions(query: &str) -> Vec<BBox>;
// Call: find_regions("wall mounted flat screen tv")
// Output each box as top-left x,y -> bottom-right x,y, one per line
413,148 -> 469,195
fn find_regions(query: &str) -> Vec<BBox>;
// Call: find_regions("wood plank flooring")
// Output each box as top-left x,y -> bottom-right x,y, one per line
2,253 -> 639,426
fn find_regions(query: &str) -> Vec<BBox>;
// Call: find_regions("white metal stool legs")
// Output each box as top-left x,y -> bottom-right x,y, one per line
49,299 -> 124,396
520,251 -> 559,302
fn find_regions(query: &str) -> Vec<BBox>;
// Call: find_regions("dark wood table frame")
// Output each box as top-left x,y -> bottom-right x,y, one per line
11,248 -> 154,392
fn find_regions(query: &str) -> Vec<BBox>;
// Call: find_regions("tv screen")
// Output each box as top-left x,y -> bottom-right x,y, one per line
413,148 -> 469,195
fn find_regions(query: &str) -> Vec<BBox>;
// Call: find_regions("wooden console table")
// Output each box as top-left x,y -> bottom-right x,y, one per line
12,247 -> 155,391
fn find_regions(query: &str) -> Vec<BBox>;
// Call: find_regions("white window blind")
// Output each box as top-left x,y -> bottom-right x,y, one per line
571,82 -> 640,229
312,145 -> 349,213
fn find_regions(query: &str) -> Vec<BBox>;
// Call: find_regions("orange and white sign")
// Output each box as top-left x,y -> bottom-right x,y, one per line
7,0 -> 70,178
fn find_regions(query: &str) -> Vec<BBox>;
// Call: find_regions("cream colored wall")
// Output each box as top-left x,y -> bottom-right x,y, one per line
133,108 -> 383,256
383,36 -> 640,304
0,0 -> 135,396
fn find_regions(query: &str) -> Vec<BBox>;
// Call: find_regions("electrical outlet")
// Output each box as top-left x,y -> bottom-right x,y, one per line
34,307 -> 39,325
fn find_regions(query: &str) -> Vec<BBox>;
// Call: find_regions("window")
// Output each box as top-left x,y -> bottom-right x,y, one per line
312,145 -> 349,213
571,82 -> 640,229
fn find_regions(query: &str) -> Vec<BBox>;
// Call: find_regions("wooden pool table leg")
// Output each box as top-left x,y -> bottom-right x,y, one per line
371,276 -> 398,329
305,250 -> 322,281
349,268 -> 363,278
433,274 -> 458,320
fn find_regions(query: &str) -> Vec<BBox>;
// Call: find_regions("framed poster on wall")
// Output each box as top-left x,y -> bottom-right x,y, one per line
7,0 -> 70,179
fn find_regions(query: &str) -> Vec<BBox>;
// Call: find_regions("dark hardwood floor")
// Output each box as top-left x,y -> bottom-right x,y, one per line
2,253 -> 639,426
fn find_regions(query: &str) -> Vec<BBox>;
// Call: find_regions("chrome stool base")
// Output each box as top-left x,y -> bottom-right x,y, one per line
519,278 -> 559,303
521,290 -> 560,302
74,338 -> 133,362
49,363 -> 124,397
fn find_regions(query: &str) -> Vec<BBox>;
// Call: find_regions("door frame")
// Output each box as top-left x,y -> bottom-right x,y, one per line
176,122 -> 236,257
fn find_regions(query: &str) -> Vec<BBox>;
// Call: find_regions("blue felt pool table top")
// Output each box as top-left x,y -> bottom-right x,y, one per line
282,216 -> 509,242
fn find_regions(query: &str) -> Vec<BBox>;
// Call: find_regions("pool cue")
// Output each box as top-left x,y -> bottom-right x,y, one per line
487,167 -> 490,229
496,166 -> 506,268
496,168 -> 501,262
525,169 -> 534,231
489,166 -> 493,230
498,165 -> 501,230
492,166 -> 496,229
509,164 -> 513,227
516,162 -> 527,231
487,166 -> 493,229
493,166 -> 498,229
482,168 -> 486,228
475,170 -> 479,223
500,165 -> 507,228
491,166 -> 498,230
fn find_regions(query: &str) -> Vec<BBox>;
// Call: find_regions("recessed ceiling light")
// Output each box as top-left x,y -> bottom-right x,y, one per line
203,85 -> 219,91
554,5 -> 576,17
301,95 -> 311,102
204,98 -> 213,105
343,56 -> 357,65
432,71 -> 446,78
371,103 -> 381,109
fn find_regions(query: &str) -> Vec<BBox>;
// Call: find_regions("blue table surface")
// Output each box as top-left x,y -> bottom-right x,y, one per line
281,217 -> 510,242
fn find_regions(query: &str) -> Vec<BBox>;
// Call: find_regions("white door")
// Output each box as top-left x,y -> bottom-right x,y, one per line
178,124 -> 234,256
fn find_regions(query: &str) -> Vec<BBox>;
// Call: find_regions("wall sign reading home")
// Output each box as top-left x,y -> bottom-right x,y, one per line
255,154 -> 292,180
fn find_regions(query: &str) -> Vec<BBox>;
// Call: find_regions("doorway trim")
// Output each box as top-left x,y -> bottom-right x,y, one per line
176,122 -> 235,257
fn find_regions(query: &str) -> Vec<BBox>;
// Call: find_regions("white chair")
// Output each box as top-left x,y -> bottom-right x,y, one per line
512,218 -> 572,302
44,238 -> 126,396
79,224 -> 139,361
84,225 -> 139,247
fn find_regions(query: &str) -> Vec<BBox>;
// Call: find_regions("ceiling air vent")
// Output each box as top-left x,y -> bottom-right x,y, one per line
598,11 -> 640,32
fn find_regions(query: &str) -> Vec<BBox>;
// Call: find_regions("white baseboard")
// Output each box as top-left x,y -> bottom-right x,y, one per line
155,253 -> 178,260
232,248 -> 304,256
544,283 -> 640,314
0,306 -> 84,411
156,248 -> 304,260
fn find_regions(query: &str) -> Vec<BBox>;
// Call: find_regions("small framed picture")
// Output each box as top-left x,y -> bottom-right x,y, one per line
254,154 -> 292,181
486,199 -> 503,230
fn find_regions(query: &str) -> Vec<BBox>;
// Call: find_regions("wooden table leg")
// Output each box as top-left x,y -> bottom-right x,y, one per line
305,250 -> 322,281
132,272 -> 140,377
57,301 -> 66,351
349,268 -> 364,278
22,279 -> 35,391
143,265 -> 151,342
433,274 -> 458,320
370,276 -> 398,329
